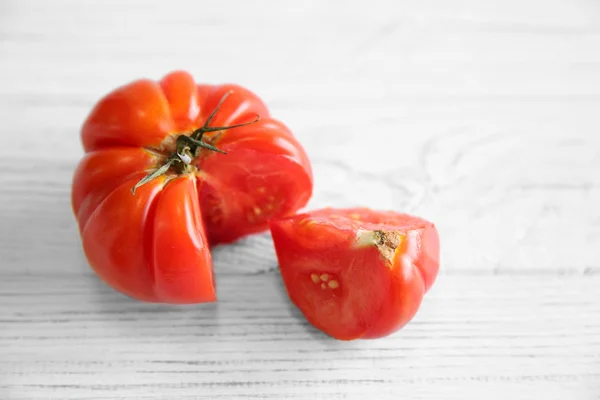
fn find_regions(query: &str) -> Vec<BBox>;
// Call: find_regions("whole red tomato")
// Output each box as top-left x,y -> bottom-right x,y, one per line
269,208 -> 439,340
72,71 -> 313,303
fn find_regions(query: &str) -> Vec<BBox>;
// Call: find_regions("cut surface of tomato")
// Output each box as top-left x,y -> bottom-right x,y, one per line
269,207 -> 440,340
72,71 -> 313,303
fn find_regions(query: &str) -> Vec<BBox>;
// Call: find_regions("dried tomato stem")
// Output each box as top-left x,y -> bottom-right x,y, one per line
130,91 -> 260,195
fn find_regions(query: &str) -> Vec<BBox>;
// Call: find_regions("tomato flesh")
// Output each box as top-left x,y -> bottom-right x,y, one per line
197,148 -> 311,244
269,208 -> 439,340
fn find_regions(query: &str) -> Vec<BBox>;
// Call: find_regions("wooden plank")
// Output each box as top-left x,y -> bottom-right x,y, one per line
1,273 -> 599,399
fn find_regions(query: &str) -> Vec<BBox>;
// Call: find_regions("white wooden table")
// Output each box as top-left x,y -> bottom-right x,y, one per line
1,1 -> 599,399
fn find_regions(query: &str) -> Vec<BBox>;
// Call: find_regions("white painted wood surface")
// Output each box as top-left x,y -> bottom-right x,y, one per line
1,0 -> 599,398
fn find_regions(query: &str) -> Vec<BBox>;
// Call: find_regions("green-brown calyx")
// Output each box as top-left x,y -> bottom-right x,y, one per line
131,91 -> 260,195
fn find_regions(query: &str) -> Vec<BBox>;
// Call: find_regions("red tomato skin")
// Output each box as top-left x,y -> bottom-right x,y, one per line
72,71 -> 313,303
360,228 -> 431,339
269,208 -> 440,340
81,176 -> 164,302
151,177 -> 215,304
159,70 -> 200,130
81,80 -> 174,152
71,147 -> 158,231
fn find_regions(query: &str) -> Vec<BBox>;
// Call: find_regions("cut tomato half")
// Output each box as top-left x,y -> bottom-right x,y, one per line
72,71 -> 313,303
269,208 -> 440,340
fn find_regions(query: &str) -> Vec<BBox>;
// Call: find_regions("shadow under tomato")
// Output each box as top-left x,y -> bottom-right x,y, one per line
75,241 -> 221,340
83,264 -> 222,335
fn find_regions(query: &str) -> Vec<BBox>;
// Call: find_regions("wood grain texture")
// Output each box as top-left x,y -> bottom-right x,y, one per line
2,273 -> 600,399
0,0 -> 599,398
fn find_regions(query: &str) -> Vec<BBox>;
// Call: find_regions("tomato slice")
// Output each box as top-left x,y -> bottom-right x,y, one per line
269,208 -> 440,340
